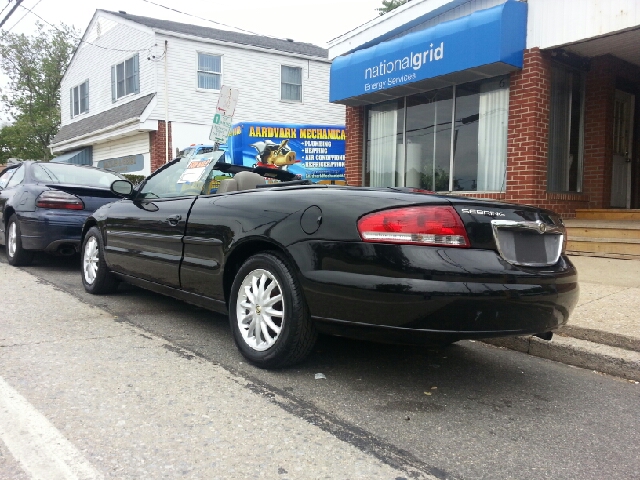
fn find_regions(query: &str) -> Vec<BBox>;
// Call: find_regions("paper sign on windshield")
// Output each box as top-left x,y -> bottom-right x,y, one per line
177,159 -> 212,184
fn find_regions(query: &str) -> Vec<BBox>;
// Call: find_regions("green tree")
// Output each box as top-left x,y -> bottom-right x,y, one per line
377,0 -> 411,15
0,22 -> 78,162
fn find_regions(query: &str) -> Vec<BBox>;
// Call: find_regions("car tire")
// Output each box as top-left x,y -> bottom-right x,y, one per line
229,252 -> 317,369
81,226 -> 119,294
5,214 -> 34,266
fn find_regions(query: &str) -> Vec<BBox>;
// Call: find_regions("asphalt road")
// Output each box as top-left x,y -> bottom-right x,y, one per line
3,251 -> 640,480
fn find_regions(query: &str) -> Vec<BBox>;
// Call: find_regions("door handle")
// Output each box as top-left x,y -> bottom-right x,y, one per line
166,214 -> 182,226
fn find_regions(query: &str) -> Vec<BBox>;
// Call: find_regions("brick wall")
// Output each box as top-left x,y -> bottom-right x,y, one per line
582,58 -> 614,209
345,106 -> 364,186
499,49 -> 588,217
149,121 -> 172,173
505,48 -> 552,205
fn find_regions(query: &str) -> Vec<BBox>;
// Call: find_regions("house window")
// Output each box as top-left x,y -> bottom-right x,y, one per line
548,64 -> 585,192
366,76 -> 509,192
111,54 -> 139,101
70,80 -> 89,118
281,66 -> 302,102
197,53 -> 221,90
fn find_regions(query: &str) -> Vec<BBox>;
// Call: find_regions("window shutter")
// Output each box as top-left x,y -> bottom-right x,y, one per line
85,79 -> 89,112
69,88 -> 73,118
111,66 -> 116,102
133,54 -> 140,94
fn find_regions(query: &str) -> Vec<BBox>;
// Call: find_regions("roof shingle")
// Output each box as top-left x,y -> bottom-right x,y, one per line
51,93 -> 155,145
105,10 -> 328,58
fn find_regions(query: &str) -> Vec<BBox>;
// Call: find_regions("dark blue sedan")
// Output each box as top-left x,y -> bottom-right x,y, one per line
0,161 -> 124,266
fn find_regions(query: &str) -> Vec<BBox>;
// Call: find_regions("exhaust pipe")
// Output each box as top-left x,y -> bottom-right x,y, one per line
57,245 -> 77,256
534,332 -> 553,341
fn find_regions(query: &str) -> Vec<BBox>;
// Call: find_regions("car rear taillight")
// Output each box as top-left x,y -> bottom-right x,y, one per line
357,206 -> 470,247
36,190 -> 84,210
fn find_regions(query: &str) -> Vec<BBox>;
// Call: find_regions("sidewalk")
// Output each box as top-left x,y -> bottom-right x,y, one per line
0,262 -> 416,479
483,255 -> 640,381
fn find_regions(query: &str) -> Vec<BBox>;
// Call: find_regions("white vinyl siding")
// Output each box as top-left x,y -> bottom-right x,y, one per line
151,34 -> 344,126
60,18 -> 155,125
281,65 -> 302,102
92,133 -> 150,163
197,53 -> 222,90
527,0 -> 640,50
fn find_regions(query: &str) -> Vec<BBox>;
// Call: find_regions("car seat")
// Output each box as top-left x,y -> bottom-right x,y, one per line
216,178 -> 238,193
234,171 -> 265,190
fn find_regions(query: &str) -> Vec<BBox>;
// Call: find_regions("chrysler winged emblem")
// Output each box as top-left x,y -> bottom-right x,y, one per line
536,221 -> 547,234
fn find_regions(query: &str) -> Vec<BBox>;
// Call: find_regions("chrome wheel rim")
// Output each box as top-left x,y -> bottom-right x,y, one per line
7,222 -> 17,258
83,236 -> 99,285
236,268 -> 284,352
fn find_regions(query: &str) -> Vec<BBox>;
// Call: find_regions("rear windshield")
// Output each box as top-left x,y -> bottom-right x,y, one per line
32,163 -> 122,188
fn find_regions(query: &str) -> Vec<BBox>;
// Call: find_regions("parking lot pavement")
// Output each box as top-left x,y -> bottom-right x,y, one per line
0,262 -> 426,480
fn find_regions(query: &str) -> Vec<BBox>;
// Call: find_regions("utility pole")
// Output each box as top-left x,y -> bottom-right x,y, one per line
0,1 -> 24,29
164,40 -> 169,164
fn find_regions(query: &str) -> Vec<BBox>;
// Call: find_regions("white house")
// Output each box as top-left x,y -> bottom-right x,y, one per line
50,10 -> 345,175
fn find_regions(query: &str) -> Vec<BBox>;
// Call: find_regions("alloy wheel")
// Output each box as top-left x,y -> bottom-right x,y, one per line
7,222 -> 16,258
83,236 -> 99,285
236,268 -> 285,352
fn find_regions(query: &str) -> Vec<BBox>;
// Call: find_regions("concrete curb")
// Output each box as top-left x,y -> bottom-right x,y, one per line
480,335 -> 640,382
557,325 -> 640,353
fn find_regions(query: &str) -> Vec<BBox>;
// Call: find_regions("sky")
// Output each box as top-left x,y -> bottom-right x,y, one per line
2,0 -> 384,53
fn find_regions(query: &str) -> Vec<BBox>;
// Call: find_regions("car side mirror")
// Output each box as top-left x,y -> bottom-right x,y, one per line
110,179 -> 134,198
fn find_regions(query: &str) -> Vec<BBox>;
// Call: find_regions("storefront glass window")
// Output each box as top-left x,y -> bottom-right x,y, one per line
366,99 -> 404,187
548,65 -> 584,192
405,88 -> 453,191
454,77 -> 509,191
365,76 -> 509,192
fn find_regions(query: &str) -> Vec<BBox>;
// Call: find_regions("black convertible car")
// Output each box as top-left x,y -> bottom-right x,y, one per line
81,152 -> 579,368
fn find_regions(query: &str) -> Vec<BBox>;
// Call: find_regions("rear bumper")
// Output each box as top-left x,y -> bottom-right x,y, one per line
290,241 -> 579,342
17,211 -> 88,252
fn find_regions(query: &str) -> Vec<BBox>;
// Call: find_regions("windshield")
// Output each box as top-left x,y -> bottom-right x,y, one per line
33,163 -> 122,188
139,151 -> 231,198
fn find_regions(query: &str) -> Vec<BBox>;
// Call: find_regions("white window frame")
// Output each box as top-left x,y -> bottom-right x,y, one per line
196,52 -> 223,92
280,64 -> 303,103
70,79 -> 89,118
112,54 -> 139,102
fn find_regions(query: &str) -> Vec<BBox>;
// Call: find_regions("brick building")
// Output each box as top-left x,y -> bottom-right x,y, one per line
329,0 -> 640,218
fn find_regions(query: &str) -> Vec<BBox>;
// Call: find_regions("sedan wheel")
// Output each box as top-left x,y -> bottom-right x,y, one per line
8,222 -> 17,257
83,236 -> 99,285
229,252 -> 317,368
5,214 -> 33,266
236,268 -> 285,351
81,227 -> 119,294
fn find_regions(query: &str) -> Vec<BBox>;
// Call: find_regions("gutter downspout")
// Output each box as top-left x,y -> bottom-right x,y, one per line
164,40 -> 169,164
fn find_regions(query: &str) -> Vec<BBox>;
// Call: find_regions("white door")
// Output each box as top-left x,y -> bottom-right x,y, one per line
610,90 -> 635,208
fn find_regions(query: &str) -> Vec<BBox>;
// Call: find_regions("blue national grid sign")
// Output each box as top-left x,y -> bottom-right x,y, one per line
329,0 -> 527,103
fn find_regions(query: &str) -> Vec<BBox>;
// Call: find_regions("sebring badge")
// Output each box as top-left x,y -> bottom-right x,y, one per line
461,208 -> 506,217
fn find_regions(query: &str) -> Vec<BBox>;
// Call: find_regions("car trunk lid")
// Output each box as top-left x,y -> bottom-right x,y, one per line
449,198 -> 566,267
45,184 -> 121,211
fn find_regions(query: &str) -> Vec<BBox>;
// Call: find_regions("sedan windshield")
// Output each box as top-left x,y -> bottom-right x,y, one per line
33,164 -> 122,188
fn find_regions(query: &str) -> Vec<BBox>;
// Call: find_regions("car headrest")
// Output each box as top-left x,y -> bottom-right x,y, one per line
234,171 -> 265,191
216,178 -> 238,193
